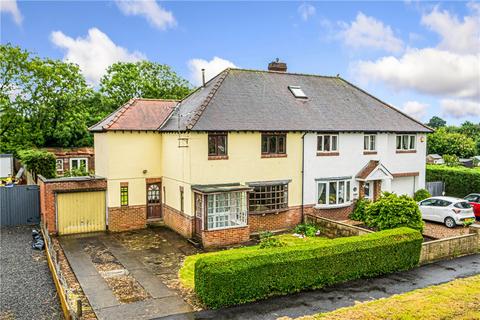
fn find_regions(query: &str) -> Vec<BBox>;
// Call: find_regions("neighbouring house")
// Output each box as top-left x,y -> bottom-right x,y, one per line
473,156 -> 480,166
426,154 -> 444,165
43,147 -> 95,175
459,158 -> 474,168
90,62 -> 431,247
0,154 -> 14,178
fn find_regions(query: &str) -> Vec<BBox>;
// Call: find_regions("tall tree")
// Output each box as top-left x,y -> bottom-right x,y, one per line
426,116 -> 446,129
99,61 -> 191,111
427,127 -> 476,158
0,44 -> 95,153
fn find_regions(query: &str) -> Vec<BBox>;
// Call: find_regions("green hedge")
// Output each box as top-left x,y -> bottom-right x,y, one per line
194,228 -> 423,308
426,165 -> 480,197
17,149 -> 56,179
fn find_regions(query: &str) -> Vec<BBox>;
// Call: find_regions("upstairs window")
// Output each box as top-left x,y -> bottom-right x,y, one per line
288,86 -> 307,99
364,135 -> 376,151
208,132 -> 227,156
317,134 -> 338,152
261,133 -> 286,155
396,135 -> 416,151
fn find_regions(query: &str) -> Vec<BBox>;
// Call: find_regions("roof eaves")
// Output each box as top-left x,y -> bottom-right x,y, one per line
88,98 -> 137,132
104,99 -> 136,129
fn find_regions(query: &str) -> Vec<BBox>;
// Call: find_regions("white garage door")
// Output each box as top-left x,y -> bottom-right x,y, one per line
391,177 -> 415,197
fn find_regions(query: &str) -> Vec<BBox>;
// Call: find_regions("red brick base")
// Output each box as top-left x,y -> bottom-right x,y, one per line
108,205 -> 146,232
249,206 -> 302,233
202,226 -> 250,248
305,204 -> 354,221
162,204 -> 194,238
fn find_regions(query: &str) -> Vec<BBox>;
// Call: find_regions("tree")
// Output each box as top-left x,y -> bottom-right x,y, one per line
0,44 -> 95,153
427,127 -> 476,158
426,116 -> 446,129
99,61 -> 191,111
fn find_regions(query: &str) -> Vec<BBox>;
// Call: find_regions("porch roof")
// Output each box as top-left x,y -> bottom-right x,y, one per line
191,183 -> 253,194
356,160 -> 393,181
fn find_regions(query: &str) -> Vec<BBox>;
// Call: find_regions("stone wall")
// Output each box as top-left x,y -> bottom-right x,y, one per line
201,226 -> 250,248
305,215 -> 373,238
108,205 -> 146,232
249,206 -> 302,233
419,224 -> 480,265
304,204 -> 354,221
163,204 -> 194,238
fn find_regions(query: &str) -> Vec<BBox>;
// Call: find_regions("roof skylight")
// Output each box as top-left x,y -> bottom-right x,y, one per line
288,86 -> 307,99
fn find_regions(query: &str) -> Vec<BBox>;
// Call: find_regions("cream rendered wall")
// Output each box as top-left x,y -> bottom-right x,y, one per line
94,132 -> 162,207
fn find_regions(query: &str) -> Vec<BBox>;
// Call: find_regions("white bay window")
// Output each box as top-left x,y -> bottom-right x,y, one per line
317,178 -> 351,206
206,192 -> 247,230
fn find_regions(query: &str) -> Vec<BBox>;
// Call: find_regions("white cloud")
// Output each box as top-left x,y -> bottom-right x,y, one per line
298,3 -> 316,21
441,99 -> 480,118
51,28 -> 146,84
187,57 -> 237,86
401,101 -> 429,120
1,0 -> 22,25
339,12 -> 404,53
115,0 -> 176,30
354,48 -> 480,99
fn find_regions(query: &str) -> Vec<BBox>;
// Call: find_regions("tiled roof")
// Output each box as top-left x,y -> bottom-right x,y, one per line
356,160 -> 380,180
89,98 -> 178,132
42,147 -> 94,156
160,68 -> 432,133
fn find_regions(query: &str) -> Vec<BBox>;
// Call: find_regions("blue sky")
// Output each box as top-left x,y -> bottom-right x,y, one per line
2,0 -> 479,125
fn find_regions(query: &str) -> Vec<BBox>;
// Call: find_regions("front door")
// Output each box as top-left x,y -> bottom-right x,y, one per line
194,193 -> 203,238
147,183 -> 162,219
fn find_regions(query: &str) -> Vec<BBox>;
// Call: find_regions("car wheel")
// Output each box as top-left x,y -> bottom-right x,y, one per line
444,217 -> 456,228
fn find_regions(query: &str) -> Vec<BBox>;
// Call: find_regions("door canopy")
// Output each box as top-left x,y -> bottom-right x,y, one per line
356,160 -> 393,181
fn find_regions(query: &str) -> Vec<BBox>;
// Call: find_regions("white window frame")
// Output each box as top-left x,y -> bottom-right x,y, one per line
69,157 -> 88,170
396,135 -> 416,151
56,159 -> 64,172
316,178 -> 352,208
206,191 -> 248,230
364,134 -> 376,151
317,134 -> 339,152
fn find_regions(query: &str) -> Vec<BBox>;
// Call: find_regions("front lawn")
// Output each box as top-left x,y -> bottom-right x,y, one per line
299,274 -> 480,320
179,234 -> 329,289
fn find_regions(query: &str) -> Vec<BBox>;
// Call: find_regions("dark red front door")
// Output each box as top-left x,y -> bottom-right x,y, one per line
147,183 -> 162,219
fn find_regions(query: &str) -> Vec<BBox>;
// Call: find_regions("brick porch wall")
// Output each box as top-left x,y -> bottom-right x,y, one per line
202,226 -> 250,248
304,204 -> 354,221
108,205 -> 146,232
163,204 -> 194,238
248,206 -> 302,233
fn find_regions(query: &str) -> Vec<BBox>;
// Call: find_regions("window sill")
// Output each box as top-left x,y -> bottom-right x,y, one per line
363,151 -> 377,155
396,150 -> 417,154
316,152 -> 340,157
249,208 -> 289,216
205,224 -> 248,232
208,155 -> 229,160
261,154 -> 287,158
314,202 -> 352,209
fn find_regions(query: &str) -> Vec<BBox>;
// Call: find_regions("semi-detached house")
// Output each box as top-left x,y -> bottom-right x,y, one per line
90,62 -> 432,247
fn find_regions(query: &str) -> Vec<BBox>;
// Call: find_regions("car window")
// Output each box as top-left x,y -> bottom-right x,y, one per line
436,200 -> 451,207
454,202 -> 472,209
465,195 -> 479,203
420,199 -> 435,206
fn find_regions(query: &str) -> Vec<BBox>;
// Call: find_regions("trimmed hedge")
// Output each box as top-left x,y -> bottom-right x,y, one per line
426,165 -> 480,197
194,228 -> 423,308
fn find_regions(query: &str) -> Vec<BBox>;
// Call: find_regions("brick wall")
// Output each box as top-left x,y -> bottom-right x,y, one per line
163,204 -> 194,238
249,206 -> 302,233
305,204 -> 354,221
202,226 -> 250,248
38,176 -> 107,234
305,215 -> 373,238
108,205 -> 146,232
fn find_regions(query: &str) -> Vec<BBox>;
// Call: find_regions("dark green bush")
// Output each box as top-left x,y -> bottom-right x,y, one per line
414,189 -> 431,202
426,165 -> 480,198
349,198 -> 371,221
17,149 -> 56,179
293,223 -> 318,237
195,228 -> 423,308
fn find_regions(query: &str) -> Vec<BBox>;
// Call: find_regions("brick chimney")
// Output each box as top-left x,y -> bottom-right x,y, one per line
268,58 -> 287,72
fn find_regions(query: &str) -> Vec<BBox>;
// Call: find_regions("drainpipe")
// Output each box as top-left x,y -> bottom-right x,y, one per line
301,132 -> 307,222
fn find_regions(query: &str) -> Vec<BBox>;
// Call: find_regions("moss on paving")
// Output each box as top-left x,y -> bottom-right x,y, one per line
179,234 -> 329,289
297,275 -> 480,320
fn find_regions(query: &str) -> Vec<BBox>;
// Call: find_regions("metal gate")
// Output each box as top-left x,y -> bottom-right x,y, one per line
0,185 -> 40,225
426,181 -> 444,196
57,191 -> 106,235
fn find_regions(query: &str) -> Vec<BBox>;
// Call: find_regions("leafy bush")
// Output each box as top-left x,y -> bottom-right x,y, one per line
195,228 -> 423,308
17,149 -> 56,178
259,236 -> 286,249
426,164 -> 480,198
349,198 -> 371,221
63,165 -> 89,177
364,192 -> 424,232
293,223 -> 318,237
442,154 -> 459,167
414,189 -> 431,202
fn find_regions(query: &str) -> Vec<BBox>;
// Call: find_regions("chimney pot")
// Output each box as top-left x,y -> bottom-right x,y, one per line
268,59 -> 287,72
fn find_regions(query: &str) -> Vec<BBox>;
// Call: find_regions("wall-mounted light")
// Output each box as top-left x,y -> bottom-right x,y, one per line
143,169 -> 147,174
420,136 -> 425,143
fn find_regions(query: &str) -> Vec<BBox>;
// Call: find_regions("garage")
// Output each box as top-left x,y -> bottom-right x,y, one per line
391,176 -> 416,197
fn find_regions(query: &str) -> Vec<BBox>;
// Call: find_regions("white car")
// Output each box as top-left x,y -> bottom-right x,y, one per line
418,196 -> 476,228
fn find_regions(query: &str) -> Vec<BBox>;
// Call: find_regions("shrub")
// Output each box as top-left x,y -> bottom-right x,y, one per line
414,189 -> 431,202
426,164 -> 480,198
63,165 -> 89,177
364,193 -> 424,232
442,154 -> 459,167
195,228 -> 423,308
259,236 -> 286,249
349,198 -> 371,221
293,223 -> 318,237
17,149 -> 56,179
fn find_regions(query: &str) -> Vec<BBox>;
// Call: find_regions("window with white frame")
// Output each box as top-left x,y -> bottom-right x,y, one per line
364,135 -> 376,151
396,135 -> 416,151
56,159 -> 64,172
69,158 -> 88,170
317,134 -> 338,152
207,192 -> 247,230
317,179 -> 351,206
